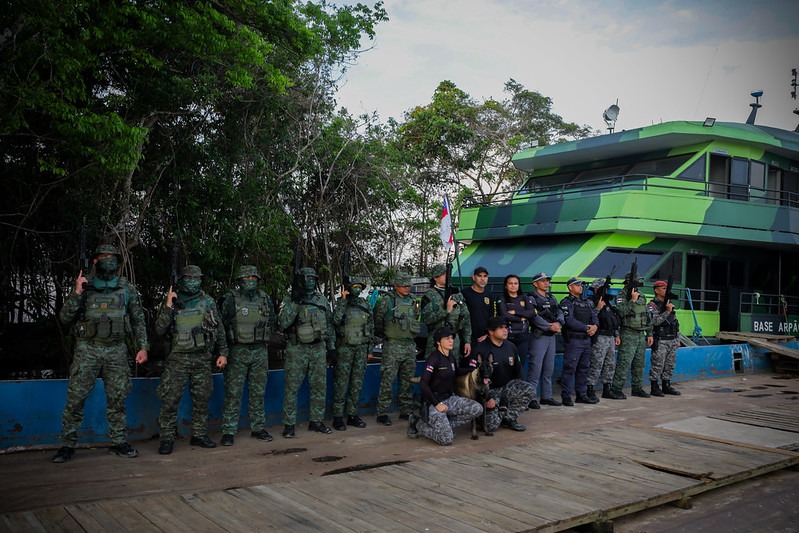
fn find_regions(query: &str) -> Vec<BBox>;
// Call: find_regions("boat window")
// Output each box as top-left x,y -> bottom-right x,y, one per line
519,172 -> 577,194
729,158 -> 749,201
627,154 -> 692,178
676,156 -> 705,182
572,165 -> 630,185
782,170 -> 799,207
767,166 -> 781,204
582,248 -> 663,279
708,154 -> 729,198
650,253 -> 683,283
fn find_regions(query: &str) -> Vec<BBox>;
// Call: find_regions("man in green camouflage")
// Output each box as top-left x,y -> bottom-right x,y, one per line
420,264 -> 472,361
607,275 -> 653,400
219,265 -> 276,446
331,281 -> 374,431
278,267 -> 335,437
53,244 -> 149,463
374,272 -> 420,426
155,265 -> 228,454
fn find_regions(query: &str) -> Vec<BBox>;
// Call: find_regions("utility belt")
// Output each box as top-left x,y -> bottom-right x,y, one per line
288,337 -> 323,346
566,332 -> 589,340
655,334 -> 677,340
621,325 -> 647,333
596,329 -> 616,337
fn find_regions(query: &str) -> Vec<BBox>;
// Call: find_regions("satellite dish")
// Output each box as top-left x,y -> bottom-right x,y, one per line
603,104 -> 620,124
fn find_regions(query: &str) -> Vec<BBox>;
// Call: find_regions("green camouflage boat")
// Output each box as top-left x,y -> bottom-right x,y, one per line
455,115 -> 799,338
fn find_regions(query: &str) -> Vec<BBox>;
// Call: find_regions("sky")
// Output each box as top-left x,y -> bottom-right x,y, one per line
335,0 -> 799,133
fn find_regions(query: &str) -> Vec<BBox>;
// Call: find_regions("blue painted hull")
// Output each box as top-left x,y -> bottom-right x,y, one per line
0,342 -> 784,450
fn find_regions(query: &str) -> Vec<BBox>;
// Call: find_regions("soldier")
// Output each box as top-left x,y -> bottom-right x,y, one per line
155,265 -> 228,454
331,280 -> 374,431
460,266 -> 496,344
53,244 -> 149,463
527,272 -> 564,409
648,280 -> 681,397
407,326 -> 482,445
374,272 -> 420,426
607,274 -> 653,400
588,278 -> 621,402
278,267 -> 335,437
463,316 -> 534,432
219,265 -> 276,446
559,278 -> 598,406
420,263 -> 472,361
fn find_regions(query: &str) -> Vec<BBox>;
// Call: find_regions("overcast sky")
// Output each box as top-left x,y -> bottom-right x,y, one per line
336,0 -> 799,133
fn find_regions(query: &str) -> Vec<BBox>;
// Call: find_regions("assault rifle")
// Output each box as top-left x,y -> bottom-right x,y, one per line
664,274 -> 679,305
342,246 -> 351,290
170,240 -> 180,308
77,217 -> 90,320
291,242 -> 304,302
625,259 -> 641,301
592,274 -> 612,306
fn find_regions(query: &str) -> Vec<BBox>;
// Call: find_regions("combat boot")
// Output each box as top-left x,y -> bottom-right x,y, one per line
605,386 -> 626,400
282,424 -> 295,438
662,380 -> 681,396
333,417 -> 347,431
650,380 -> 664,397
586,385 -> 599,403
631,387 -> 651,398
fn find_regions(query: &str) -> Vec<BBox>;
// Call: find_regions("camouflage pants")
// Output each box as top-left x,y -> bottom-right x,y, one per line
60,341 -> 131,447
527,334 -> 557,400
611,328 -> 647,392
417,395 -> 482,446
221,343 -> 269,434
332,343 -> 368,417
158,351 -> 213,440
282,340 -> 326,425
561,338 -> 592,397
486,379 -> 535,432
650,338 -> 678,381
377,339 -> 417,417
588,335 -> 617,385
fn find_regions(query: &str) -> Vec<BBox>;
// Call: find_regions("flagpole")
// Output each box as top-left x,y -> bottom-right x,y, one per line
447,196 -> 465,291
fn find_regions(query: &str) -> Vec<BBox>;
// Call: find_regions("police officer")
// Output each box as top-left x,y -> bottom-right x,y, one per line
648,280 -> 681,397
278,267 -> 335,437
331,280 -> 374,431
420,264 -> 472,361
219,265 -> 276,446
559,278 -> 598,405
461,266 -> 495,344
53,244 -> 149,463
527,272 -> 564,409
588,278 -> 621,402
463,316 -> 534,432
607,273 -> 653,400
374,272 -> 420,426
156,265 -> 228,454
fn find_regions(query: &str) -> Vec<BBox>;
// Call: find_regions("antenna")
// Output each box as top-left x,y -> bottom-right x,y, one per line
603,100 -> 620,133
745,90 -> 763,125
792,68 -> 798,133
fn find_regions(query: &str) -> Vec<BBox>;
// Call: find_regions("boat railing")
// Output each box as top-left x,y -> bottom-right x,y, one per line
463,173 -> 799,208
739,292 -> 799,316
677,288 -> 720,312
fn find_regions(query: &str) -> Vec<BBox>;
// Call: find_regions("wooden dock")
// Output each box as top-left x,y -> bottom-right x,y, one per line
3,404 -> 798,532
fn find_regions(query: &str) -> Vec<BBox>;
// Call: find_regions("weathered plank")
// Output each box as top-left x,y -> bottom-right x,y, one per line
24,507 -> 83,533
96,499 -> 161,532
63,502 -> 124,532
131,495 -> 221,533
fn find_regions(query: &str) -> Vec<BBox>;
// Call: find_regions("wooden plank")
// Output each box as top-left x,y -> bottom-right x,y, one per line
64,502 -> 125,532
182,490 -> 300,532
715,334 -> 799,359
240,486 -> 362,533
96,499 -> 161,532
131,495 -> 221,533
709,412 -> 799,433
634,424 -> 799,458
0,511 -> 47,533
26,507 -> 83,533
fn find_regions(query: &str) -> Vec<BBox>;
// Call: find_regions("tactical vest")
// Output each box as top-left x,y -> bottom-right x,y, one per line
342,302 -> 370,346
384,294 -> 420,340
570,298 -> 593,327
75,281 -> 128,344
623,298 -> 649,330
652,301 -> 679,338
230,291 -> 270,344
597,306 -> 621,335
530,292 -> 558,322
172,297 -> 209,352
295,303 -> 326,344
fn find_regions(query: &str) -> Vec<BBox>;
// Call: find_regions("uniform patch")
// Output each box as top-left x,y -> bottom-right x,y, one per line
484,297 -> 490,305
508,357 -> 514,366
425,364 -> 434,373
241,307 -> 249,316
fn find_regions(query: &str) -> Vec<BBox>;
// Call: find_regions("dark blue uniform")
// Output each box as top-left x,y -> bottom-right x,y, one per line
560,295 -> 598,402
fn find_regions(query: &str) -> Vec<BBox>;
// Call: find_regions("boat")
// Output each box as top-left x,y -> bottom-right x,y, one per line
454,95 -> 799,341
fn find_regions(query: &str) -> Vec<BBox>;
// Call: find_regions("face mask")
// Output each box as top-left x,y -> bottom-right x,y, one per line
180,277 -> 202,296
303,276 -> 317,292
240,279 -> 258,293
349,286 -> 362,298
96,257 -> 118,279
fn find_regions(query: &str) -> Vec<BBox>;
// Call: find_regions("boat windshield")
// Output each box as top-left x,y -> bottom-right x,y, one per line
582,248 -> 663,279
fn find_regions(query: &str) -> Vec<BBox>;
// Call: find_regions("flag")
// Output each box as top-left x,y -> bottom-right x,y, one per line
439,197 -> 453,250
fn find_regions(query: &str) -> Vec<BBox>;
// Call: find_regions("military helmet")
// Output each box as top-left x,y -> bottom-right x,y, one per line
94,244 -> 120,257
591,278 -> 605,290
236,265 -> 260,279
393,272 -> 412,286
181,264 -> 203,278
299,267 -> 318,278
430,264 -> 447,278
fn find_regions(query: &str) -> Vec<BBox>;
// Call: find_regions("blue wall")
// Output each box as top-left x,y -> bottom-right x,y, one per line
0,342 -> 782,450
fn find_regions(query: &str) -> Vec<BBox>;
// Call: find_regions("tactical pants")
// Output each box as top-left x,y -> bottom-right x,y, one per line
486,380 -> 535,432
282,340 -> 327,425
527,334 -> 557,400
509,334 -> 531,381
221,343 -> 269,434
611,328 -> 647,392
60,341 -> 132,447
158,351 -> 213,440
561,337 -> 592,397
650,338 -> 678,381
377,339 -> 416,417
417,395 -> 482,446
332,343 -> 368,417
588,334 -> 617,385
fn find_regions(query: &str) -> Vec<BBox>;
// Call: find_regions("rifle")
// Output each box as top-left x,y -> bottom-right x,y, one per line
625,259 -> 640,301
342,246 -> 351,290
291,242 -> 304,302
664,274 -> 679,305
77,217 -> 90,320
170,241 -> 181,308
592,274 -> 612,306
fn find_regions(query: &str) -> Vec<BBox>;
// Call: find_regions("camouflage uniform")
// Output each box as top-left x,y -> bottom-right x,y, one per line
278,268 -> 334,427
648,297 -> 679,382
374,273 -> 420,419
58,264 -> 149,448
220,266 -> 276,437
611,288 -> 652,395
331,291 -> 374,419
156,267 -> 228,441
416,395 -> 482,445
420,283 -> 471,360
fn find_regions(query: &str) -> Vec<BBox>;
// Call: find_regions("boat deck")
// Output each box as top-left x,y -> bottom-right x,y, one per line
2,374 -> 798,532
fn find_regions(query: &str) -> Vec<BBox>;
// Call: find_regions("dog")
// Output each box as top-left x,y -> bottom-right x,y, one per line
454,353 -> 494,439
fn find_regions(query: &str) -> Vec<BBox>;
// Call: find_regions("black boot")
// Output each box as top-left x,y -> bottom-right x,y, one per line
604,385 -> 626,400
333,416 -> 347,431
587,385 -> 599,403
631,387 -> 650,398
662,380 -> 681,396
650,380 -> 664,397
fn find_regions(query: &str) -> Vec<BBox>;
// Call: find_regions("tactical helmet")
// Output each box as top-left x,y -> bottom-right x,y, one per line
236,265 -> 260,279
393,272 -> 412,286
94,244 -> 121,257
181,264 -> 203,278
300,267 -> 318,278
591,278 -> 605,290
430,264 -> 447,278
